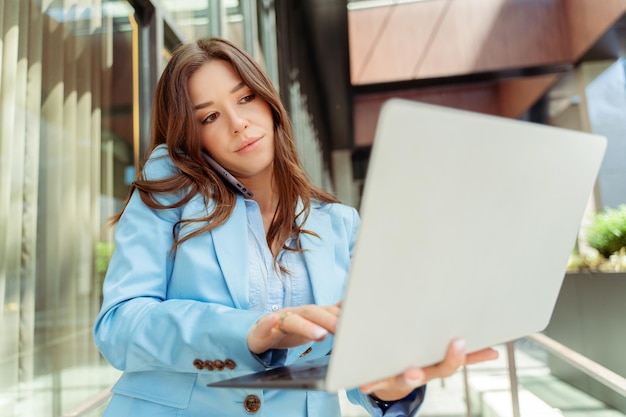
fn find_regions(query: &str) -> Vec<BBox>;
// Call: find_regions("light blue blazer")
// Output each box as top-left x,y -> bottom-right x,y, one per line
94,146 -> 396,417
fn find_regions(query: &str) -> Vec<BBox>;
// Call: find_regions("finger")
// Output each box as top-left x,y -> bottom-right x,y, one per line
439,339 -> 467,374
277,310 -> 329,340
247,313 -> 282,354
359,373 -> 403,395
360,340 -> 466,395
327,303 -> 341,316
466,347 -> 499,365
359,368 -> 424,400
421,344 -> 499,382
421,339 -> 467,381
255,312 -> 281,335
322,306 -> 341,334
359,344 -> 499,399
315,304 -> 341,321
291,305 -> 340,334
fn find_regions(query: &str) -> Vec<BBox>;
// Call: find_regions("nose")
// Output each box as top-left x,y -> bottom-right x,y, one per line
229,109 -> 248,135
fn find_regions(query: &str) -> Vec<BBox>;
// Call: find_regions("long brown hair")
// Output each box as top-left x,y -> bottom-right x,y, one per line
113,37 -> 338,264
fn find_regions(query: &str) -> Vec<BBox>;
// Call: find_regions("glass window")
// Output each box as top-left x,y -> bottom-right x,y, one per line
0,1 -> 137,416
160,0 -> 251,49
160,0 -> 278,85
160,0 -> 214,41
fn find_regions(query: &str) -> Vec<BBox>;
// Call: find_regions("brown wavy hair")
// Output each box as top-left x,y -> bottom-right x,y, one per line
113,37 -> 339,264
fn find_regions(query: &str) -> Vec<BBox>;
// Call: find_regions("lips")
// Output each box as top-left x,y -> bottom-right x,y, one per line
236,136 -> 262,152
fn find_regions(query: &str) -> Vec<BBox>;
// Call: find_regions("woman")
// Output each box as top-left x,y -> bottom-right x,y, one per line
94,37 -> 497,417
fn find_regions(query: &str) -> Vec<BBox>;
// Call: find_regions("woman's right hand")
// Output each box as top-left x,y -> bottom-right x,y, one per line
247,303 -> 341,354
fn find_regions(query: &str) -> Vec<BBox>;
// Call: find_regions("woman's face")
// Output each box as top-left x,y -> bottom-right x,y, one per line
189,59 -> 275,184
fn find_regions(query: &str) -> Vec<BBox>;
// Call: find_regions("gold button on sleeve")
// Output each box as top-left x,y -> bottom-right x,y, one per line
243,395 -> 261,413
203,360 -> 214,371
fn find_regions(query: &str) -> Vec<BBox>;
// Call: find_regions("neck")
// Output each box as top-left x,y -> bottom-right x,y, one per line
252,186 -> 279,217
242,175 -> 279,235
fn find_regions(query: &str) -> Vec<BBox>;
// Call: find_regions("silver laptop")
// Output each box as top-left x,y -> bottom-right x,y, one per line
208,98 -> 607,392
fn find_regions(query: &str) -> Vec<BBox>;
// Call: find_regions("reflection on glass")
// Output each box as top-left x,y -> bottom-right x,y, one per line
0,1 -> 133,416
160,0 -> 212,41
160,0 -> 245,43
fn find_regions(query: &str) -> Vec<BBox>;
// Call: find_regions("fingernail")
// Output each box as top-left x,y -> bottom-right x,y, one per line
454,339 -> 467,353
405,370 -> 424,385
312,328 -> 328,339
406,377 -> 424,386
360,385 -> 375,394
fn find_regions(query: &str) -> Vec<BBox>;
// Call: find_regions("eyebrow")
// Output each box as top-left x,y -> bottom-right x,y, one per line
193,82 -> 247,110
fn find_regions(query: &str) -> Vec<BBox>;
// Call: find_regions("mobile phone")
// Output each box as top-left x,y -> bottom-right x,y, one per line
202,151 -> 254,198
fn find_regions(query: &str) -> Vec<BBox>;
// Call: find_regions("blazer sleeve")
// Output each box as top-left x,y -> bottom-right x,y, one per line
93,147 -> 266,374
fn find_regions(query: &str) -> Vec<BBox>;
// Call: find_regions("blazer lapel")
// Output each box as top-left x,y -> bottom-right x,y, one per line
211,195 -> 250,309
300,204 -> 339,306
211,198 -> 338,309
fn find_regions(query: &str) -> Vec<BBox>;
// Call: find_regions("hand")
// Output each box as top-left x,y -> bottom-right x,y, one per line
360,339 -> 499,401
247,303 -> 341,354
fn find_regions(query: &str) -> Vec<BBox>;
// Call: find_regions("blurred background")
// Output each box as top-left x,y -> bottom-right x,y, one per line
1,1 -> 626,416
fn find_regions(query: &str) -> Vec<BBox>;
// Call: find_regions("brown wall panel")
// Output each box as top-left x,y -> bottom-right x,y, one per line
498,74 -> 560,119
349,0 -> 626,85
564,0 -> 626,60
418,0 -> 571,78
349,0 -> 573,84
348,1 -> 447,84
347,5 -> 393,84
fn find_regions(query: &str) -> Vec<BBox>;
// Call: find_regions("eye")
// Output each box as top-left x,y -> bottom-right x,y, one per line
239,93 -> 255,104
202,112 -> 219,124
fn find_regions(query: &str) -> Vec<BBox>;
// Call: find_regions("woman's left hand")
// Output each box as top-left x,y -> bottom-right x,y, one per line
359,339 -> 499,401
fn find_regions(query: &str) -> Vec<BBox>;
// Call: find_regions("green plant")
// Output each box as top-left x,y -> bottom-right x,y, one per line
586,205 -> 626,258
96,241 -> 115,275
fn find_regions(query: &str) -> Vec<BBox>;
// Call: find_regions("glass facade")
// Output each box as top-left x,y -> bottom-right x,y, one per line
0,2 -> 324,416
161,0 -> 279,86
2,1 -> 141,416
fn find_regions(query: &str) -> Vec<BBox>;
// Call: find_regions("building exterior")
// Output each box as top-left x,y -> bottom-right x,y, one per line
346,0 -> 626,214
1,1 -> 625,417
